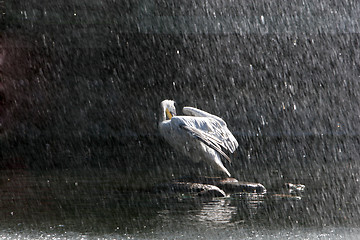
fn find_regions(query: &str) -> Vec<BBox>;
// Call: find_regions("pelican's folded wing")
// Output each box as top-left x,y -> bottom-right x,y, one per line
183,107 -> 239,153
180,124 -> 232,163
183,107 -> 225,125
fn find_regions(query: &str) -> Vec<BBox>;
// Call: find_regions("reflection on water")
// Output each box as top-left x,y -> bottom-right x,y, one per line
187,193 -> 265,225
230,193 -> 265,221
195,199 -> 236,224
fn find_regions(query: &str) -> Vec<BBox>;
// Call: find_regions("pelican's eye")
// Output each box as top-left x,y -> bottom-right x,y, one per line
166,108 -> 173,119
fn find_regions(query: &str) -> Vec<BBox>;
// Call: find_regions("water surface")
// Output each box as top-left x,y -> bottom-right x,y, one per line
0,167 -> 358,239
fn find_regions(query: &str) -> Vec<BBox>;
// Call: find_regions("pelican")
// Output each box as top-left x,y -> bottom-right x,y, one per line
159,100 -> 238,177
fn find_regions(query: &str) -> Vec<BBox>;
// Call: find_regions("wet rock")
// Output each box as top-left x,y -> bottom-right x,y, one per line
177,176 -> 267,194
155,181 -> 226,198
264,183 -> 305,201
285,183 -> 305,195
218,179 -> 266,194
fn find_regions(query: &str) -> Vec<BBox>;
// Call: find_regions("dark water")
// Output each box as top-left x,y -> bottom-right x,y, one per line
0,168 -> 358,239
1,0 -> 360,239
0,168 -> 359,239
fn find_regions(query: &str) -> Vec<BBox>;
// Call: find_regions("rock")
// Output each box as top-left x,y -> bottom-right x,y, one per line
196,183 -> 226,197
176,176 -> 267,194
285,183 -> 305,195
219,180 -> 267,194
155,181 -> 226,198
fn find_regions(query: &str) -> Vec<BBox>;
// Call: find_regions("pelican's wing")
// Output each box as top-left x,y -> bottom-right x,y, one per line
183,107 -> 225,125
183,107 -> 239,153
180,124 -> 232,163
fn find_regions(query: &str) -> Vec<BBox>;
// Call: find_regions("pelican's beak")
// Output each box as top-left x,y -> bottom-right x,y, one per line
166,108 -> 173,119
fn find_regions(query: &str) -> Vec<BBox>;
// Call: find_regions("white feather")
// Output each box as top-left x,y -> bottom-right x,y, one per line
159,100 -> 238,177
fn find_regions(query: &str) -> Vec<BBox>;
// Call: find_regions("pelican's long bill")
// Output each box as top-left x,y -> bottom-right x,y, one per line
166,108 -> 173,119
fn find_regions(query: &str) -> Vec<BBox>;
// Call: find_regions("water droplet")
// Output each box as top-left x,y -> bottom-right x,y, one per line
229,77 -> 235,86
260,115 -> 267,125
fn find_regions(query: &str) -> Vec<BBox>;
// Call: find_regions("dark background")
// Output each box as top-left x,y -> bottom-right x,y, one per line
1,0 -> 360,188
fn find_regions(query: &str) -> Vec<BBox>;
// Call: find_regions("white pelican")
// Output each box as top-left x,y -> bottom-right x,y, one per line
159,100 -> 238,177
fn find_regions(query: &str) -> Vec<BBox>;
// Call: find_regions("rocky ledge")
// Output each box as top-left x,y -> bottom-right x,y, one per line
155,177 -> 267,198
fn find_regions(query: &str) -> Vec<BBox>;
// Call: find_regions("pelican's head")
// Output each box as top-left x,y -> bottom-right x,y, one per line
160,99 -> 177,120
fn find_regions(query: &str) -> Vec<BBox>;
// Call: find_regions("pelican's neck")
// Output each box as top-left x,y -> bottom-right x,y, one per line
159,105 -> 167,124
